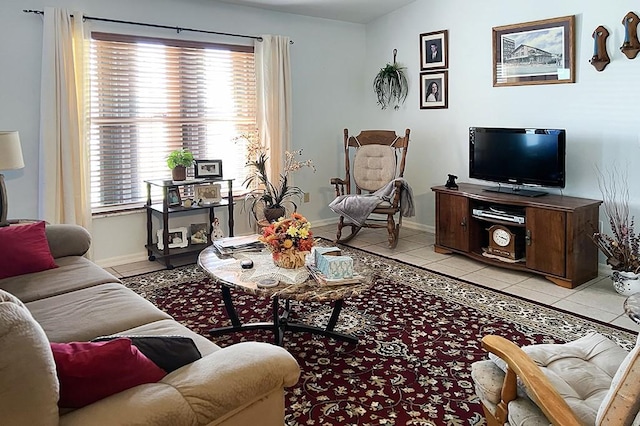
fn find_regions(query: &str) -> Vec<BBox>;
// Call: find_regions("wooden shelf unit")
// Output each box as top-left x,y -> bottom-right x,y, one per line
431,183 -> 602,288
145,178 -> 235,269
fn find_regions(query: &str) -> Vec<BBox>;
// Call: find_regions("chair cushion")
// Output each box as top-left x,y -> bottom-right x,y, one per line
488,332 -> 629,425
596,332 -> 640,425
0,221 -> 58,280
353,145 -> 396,192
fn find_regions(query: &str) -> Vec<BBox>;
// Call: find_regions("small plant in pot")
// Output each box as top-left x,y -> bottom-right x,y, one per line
167,149 -> 194,181
590,166 -> 640,295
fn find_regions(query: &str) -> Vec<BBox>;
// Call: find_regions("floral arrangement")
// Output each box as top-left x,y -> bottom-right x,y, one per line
591,166 -> 640,273
235,131 -> 315,217
259,213 -> 315,268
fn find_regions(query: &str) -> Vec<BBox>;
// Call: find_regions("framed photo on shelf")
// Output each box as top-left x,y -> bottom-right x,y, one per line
156,227 -> 188,250
492,15 -> 575,87
167,186 -> 181,207
420,71 -> 448,109
190,223 -> 208,245
194,183 -> 222,205
194,159 -> 223,179
420,29 -> 448,70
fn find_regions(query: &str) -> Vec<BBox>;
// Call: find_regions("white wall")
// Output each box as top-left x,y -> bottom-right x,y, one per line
365,0 -> 640,231
3,0 -> 640,265
0,0 -> 366,265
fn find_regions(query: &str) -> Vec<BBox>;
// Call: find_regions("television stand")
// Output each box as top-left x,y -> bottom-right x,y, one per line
432,183 -> 602,288
484,185 -> 547,198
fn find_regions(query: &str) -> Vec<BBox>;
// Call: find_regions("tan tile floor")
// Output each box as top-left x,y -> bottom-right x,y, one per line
106,224 -> 640,333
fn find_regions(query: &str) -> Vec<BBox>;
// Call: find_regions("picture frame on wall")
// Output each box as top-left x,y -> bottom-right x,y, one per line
194,159 -> 223,179
167,186 -> 181,207
156,227 -> 189,250
420,29 -> 448,70
420,71 -> 448,109
492,15 -> 575,87
194,183 -> 222,205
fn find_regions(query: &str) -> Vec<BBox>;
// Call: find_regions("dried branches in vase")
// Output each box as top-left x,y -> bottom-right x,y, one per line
590,166 -> 640,273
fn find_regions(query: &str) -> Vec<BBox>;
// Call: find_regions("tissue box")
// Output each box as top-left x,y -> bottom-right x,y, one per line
313,246 -> 342,265
315,251 -> 354,279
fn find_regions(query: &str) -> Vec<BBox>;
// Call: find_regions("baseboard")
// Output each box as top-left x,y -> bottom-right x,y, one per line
95,252 -> 150,268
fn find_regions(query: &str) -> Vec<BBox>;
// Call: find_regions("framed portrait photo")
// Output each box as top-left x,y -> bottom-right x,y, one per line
156,227 -> 188,249
190,223 -> 208,245
492,15 -> 575,87
194,159 -> 223,179
420,29 -> 448,70
194,183 -> 222,205
166,186 -> 181,207
420,71 -> 448,109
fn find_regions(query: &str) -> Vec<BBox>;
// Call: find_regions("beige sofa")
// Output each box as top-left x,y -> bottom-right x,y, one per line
0,224 -> 300,426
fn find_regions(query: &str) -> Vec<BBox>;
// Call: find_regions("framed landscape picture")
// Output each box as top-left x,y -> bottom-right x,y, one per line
492,15 -> 575,87
420,71 -> 448,109
420,29 -> 448,70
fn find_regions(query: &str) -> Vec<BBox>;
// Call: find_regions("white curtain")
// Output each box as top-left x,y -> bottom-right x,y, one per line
255,35 -> 292,182
39,8 -> 91,231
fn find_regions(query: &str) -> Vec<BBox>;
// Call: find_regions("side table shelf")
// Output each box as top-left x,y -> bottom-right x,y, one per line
145,178 -> 235,269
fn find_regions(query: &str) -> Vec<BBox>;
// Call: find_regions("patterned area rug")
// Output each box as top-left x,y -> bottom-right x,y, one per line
122,243 -> 636,426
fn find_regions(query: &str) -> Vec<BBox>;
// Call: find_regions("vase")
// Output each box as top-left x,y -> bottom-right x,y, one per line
272,249 -> 307,269
264,206 -> 286,223
611,270 -> 640,296
172,166 -> 186,181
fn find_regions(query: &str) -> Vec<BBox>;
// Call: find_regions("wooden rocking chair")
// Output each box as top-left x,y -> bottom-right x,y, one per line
329,128 -> 411,249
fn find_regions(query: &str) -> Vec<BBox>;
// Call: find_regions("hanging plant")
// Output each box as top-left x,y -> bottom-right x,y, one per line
373,49 -> 408,110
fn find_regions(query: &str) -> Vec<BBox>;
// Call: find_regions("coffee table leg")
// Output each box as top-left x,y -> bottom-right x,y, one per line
285,299 -> 358,344
221,285 -> 241,327
211,287 -> 357,345
210,285 -> 274,338
326,299 -> 343,331
273,296 -> 282,346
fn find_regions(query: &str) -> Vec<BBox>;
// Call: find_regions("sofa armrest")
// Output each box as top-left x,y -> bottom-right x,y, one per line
45,225 -> 91,259
59,341 -> 300,426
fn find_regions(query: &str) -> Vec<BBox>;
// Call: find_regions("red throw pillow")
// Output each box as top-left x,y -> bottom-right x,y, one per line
0,221 -> 58,279
51,338 -> 167,408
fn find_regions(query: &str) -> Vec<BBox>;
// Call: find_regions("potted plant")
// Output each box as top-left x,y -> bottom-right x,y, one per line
167,149 -> 194,181
238,133 -> 315,223
373,49 -> 408,110
590,167 -> 640,295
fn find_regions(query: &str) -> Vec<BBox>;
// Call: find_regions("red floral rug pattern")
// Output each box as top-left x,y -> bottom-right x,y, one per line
123,245 -> 635,426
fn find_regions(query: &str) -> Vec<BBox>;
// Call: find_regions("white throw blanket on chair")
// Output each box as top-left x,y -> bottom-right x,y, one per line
329,178 -> 415,227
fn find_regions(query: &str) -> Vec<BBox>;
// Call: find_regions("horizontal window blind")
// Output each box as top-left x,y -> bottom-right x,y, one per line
89,32 -> 256,210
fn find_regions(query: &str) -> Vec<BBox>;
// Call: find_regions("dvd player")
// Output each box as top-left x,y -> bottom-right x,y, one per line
472,208 -> 525,224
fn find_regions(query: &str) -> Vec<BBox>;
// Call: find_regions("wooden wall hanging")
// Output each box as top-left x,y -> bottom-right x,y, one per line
589,26 -> 610,71
620,12 -> 640,59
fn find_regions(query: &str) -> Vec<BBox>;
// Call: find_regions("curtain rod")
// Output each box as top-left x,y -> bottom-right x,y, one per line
23,9 -> 294,44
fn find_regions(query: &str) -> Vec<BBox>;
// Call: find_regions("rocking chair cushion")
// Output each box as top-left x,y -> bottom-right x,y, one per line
353,145 -> 396,192
486,332 -> 629,425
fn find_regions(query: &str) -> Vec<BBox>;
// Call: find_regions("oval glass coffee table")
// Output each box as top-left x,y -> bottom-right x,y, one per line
198,244 -> 374,345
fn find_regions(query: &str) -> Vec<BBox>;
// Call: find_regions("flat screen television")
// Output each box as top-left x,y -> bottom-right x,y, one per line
469,127 -> 566,197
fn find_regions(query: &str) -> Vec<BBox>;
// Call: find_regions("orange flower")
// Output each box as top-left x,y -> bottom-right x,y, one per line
259,213 -> 315,255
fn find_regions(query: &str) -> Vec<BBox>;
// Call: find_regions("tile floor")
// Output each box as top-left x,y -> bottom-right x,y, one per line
105,224 -> 640,333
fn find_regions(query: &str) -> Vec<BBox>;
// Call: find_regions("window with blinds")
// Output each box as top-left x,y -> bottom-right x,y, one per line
88,32 -> 256,211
